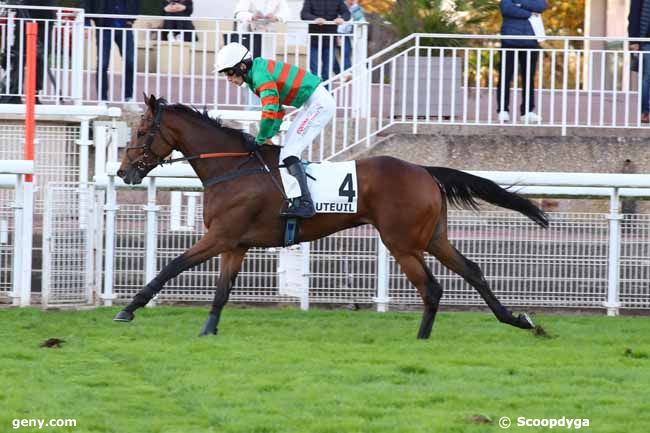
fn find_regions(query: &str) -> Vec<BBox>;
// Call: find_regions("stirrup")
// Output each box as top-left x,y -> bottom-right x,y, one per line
281,197 -> 315,219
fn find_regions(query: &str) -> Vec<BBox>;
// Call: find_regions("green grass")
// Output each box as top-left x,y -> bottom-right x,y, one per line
1,307 -> 649,433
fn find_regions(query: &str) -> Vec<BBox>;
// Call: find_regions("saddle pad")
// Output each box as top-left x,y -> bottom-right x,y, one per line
280,161 -> 358,213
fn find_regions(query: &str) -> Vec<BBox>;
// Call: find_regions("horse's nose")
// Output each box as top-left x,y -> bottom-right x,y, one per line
117,169 -> 126,178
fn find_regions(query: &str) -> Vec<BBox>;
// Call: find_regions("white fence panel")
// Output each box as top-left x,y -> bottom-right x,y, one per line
388,212 -> 609,308
0,123 -> 81,214
0,188 -> 15,303
42,184 -> 97,307
110,202 -> 296,304
619,214 -> 650,309
309,225 -> 378,304
103,190 -> 650,311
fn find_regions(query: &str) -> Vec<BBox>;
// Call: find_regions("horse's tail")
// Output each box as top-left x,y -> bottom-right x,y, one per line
424,166 -> 549,228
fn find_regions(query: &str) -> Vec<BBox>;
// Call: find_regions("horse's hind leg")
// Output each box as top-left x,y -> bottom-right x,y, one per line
392,253 -> 443,339
199,247 -> 248,337
428,238 -> 535,329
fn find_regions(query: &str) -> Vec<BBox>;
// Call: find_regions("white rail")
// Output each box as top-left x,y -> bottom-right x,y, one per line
306,33 -> 650,161
0,160 -> 34,306
96,168 -> 650,315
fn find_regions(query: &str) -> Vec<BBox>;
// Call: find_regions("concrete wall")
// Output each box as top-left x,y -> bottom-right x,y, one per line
351,126 -> 650,213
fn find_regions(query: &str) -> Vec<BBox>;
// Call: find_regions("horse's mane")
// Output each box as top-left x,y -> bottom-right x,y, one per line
160,99 -> 248,139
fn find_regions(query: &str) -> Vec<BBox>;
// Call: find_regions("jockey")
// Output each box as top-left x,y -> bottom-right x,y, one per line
215,42 -> 336,219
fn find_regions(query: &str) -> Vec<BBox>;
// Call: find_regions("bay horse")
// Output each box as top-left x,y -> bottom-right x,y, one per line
113,94 -> 548,339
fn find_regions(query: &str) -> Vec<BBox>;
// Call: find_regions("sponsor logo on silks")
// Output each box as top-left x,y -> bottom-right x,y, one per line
315,202 -> 355,212
296,105 -> 323,135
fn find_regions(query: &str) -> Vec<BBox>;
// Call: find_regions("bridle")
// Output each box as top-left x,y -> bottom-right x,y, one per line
124,99 -> 288,200
126,100 -> 177,172
126,100 -> 250,170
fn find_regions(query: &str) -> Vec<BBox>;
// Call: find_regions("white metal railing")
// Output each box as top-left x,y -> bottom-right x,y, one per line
89,165 -> 650,314
81,14 -> 367,107
300,33 -> 650,161
0,160 -> 34,306
0,6 -> 368,107
0,5 -> 85,104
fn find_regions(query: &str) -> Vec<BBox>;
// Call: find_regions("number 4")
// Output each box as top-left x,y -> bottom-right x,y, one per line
338,173 -> 355,203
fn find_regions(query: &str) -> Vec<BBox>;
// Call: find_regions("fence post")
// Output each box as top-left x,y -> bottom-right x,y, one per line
300,242 -> 310,310
413,34 -> 420,134
374,238 -> 390,312
78,118 -> 92,229
145,178 -> 159,307
352,23 -> 369,118
93,124 -> 107,179
561,38 -> 569,136
19,177 -> 34,307
365,57 -> 373,146
78,118 -> 91,185
71,9 -> 85,103
18,22 -> 37,307
84,184 -> 96,304
605,188 -> 621,316
102,174 -> 118,306
11,176 -> 24,306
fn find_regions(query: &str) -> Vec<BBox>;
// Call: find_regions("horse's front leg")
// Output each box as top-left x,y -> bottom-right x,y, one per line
113,231 -> 232,322
199,247 -> 249,336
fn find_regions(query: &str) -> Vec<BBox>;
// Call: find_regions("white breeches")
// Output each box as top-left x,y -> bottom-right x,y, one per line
280,84 -> 335,161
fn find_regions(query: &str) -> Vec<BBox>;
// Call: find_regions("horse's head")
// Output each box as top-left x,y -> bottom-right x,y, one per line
117,94 -> 177,185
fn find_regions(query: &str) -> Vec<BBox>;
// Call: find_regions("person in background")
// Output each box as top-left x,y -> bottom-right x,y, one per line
162,0 -> 196,42
301,0 -> 350,82
82,0 -> 140,105
0,0 -> 55,104
496,0 -> 547,123
233,0 -> 289,58
336,0 -> 365,78
629,0 -> 650,124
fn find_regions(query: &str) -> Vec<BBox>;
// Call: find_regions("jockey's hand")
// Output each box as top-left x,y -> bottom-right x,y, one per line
243,134 -> 259,152
265,139 -> 275,145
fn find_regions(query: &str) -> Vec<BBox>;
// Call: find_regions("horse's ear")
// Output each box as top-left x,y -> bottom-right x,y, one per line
142,92 -> 149,105
148,94 -> 157,109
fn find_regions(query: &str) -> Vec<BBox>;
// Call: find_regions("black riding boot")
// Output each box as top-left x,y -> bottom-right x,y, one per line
281,157 -> 316,219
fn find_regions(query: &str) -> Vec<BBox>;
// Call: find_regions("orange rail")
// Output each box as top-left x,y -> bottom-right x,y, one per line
24,22 -> 37,183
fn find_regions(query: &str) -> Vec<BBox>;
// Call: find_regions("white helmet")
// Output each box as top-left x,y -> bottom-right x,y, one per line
215,42 -> 252,73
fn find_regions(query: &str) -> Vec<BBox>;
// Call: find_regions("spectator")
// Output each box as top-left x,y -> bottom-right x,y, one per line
496,0 -> 547,123
0,0 -> 55,104
162,0 -> 196,42
335,0 -> 365,77
82,0 -> 140,105
629,0 -> 650,124
301,0 -> 350,82
233,0 -> 289,58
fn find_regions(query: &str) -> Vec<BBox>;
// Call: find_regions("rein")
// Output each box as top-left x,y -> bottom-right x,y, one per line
134,100 -> 289,201
159,151 -> 252,166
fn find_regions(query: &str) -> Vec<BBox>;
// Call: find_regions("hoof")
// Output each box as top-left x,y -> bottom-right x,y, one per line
517,313 -> 535,329
198,314 -> 219,337
113,310 -> 134,322
198,328 -> 218,337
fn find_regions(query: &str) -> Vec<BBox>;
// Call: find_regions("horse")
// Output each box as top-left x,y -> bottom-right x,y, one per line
113,94 -> 548,339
